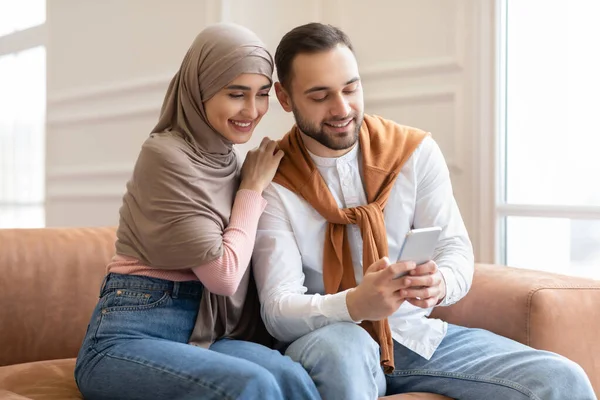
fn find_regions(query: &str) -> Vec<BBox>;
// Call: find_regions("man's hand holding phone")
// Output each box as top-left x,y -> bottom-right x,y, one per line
404,261 -> 446,308
390,226 -> 447,308
346,257 -> 416,322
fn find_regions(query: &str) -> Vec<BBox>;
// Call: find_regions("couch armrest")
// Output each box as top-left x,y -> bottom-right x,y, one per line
0,227 -> 116,366
430,263 -> 600,395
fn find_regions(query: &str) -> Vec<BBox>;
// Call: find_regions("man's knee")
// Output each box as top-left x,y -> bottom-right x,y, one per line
285,322 -> 380,370
544,356 -> 595,398
523,354 -> 595,400
285,323 -> 385,399
289,323 -> 378,358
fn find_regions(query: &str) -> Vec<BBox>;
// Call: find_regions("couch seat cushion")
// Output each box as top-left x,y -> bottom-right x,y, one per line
0,358 -> 452,400
0,358 -> 82,400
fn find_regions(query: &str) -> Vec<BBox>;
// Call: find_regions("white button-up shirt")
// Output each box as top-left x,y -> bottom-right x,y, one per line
252,135 -> 474,359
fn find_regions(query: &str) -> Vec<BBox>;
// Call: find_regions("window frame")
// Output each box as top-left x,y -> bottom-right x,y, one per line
485,0 -> 600,269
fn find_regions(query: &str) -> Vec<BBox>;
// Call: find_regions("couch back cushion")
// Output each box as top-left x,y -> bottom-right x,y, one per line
0,227 -> 116,366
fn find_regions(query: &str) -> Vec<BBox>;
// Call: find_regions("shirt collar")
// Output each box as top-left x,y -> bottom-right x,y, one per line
307,141 -> 359,167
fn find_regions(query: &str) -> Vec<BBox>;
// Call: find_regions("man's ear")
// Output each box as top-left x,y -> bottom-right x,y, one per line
275,82 -> 293,113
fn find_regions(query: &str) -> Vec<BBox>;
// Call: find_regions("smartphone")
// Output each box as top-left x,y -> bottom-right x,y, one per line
393,226 -> 442,279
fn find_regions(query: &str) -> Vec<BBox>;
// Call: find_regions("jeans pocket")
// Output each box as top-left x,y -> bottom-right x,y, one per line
101,288 -> 171,313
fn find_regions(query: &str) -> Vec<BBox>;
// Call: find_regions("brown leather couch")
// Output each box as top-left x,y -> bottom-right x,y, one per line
0,227 -> 598,400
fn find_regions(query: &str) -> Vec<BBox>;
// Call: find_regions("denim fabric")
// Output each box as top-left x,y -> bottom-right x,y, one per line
284,323 -> 387,400
75,273 -> 320,400
386,324 -> 596,400
285,322 -> 596,400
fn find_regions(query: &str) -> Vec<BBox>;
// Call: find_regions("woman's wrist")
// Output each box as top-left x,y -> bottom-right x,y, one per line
238,181 -> 262,193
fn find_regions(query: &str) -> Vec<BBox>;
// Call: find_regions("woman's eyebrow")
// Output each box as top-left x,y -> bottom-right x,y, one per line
225,84 -> 271,90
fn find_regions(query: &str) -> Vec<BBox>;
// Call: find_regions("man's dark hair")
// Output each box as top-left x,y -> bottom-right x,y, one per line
275,23 -> 354,89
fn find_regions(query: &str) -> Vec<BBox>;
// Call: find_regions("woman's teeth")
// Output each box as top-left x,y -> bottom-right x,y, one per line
231,121 -> 251,127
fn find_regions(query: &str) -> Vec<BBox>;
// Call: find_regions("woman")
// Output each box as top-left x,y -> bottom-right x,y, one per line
74,23 -> 320,400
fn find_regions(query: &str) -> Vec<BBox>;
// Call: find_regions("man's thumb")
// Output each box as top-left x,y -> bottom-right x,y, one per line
366,256 -> 391,274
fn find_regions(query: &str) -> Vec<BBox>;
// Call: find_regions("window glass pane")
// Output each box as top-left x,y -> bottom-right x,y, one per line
0,0 -> 46,36
0,205 -> 44,228
0,46 -> 45,228
506,216 -> 600,279
505,1 -> 600,206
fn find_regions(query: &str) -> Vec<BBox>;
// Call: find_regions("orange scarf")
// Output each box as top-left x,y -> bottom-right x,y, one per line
274,114 -> 427,373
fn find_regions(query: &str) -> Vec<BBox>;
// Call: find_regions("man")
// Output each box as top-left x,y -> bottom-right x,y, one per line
252,23 -> 596,400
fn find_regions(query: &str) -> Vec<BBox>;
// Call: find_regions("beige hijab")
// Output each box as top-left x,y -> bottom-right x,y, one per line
115,23 -> 274,347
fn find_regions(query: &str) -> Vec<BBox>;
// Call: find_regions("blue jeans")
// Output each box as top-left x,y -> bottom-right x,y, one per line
75,273 -> 320,400
285,323 -> 597,400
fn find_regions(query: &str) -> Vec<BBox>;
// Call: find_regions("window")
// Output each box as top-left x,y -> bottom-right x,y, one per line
498,0 -> 600,278
0,0 -> 46,228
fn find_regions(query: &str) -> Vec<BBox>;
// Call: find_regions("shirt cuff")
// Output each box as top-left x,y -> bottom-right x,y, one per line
437,266 -> 458,306
322,289 -> 357,323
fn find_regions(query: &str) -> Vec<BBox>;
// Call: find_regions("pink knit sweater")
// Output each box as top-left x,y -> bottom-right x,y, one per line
107,189 -> 267,296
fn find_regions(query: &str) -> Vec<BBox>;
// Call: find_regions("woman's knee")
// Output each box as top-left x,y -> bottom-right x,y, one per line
236,366 -> 283,398
77,347 -> 284,400
268,356 -> 318,393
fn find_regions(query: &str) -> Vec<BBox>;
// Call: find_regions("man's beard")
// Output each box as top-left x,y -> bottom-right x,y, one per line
292,105 -> 363,151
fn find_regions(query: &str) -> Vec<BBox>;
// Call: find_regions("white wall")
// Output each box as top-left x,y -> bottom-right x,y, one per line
45,0 -> 218,226
45,0 -> 497,262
